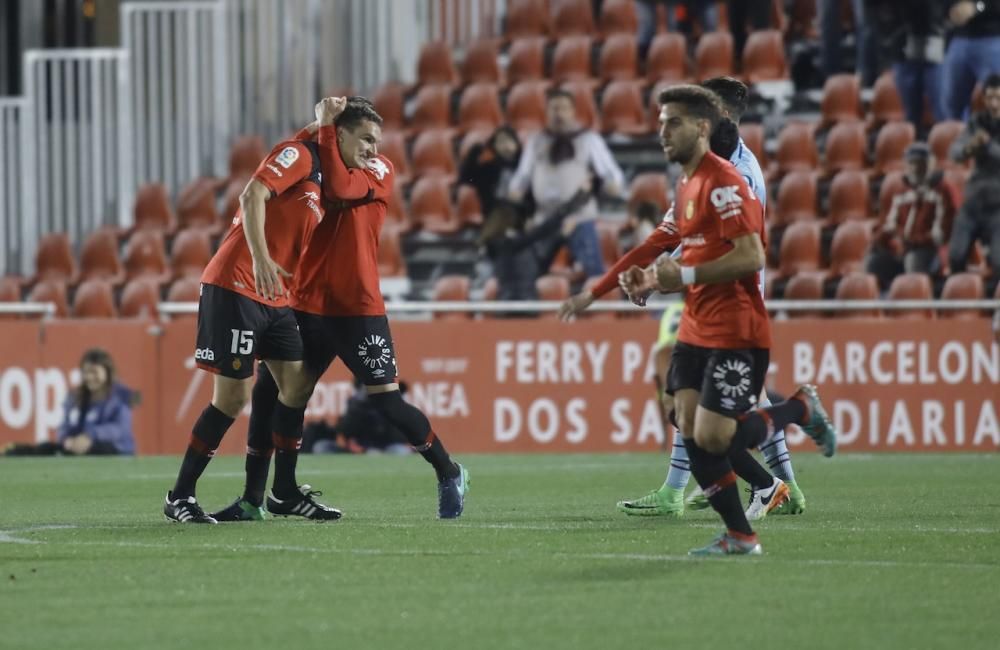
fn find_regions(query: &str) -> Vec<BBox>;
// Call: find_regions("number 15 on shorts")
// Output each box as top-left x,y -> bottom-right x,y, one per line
231,329 -> 254,355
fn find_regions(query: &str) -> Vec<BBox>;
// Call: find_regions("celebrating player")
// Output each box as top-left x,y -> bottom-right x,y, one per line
619,85 -> 836,555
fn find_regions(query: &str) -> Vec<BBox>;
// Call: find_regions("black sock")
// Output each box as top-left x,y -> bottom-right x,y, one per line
728,448 -> 774,491
172,404 -> 235,500
242,368 -> 279,506
271,401 -> 306,499
684,438 -> 754,536
730,398 -> 807,451
368,391 -> 459,481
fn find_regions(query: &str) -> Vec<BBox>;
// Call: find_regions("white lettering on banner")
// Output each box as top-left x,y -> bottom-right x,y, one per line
637,400 -> 665,445
0,367 -> 70,442
35,368 -> 66,443
973,401 -> 1000,446
956,400 -> 965,446
608,399 -> 665,445
824,398 -> 999,448
566,399 -> 587,443
585,342 -> 609,383
304,381 -> 354,419
923,401 -> 946,446
886,401 -> 915,447
494,398 -> 520,442
409,382 -> 469,418
610,399 -> 630,444
833,400 -> 861,446
0,368 -> 33,431
528,400 -> 559,443
793,341 -> 999,385
495,341 -> 609,383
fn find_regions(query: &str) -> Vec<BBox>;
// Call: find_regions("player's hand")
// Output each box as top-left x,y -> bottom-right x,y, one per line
558,291 -> 595,322
619,265 -> 658,300
654,256 -> 683,294
252,255 -> 292,301
617,272 -> 652,306
315,97 -> 347,126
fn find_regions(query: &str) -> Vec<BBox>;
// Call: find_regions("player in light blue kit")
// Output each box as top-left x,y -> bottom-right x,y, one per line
617,77 -> 806,519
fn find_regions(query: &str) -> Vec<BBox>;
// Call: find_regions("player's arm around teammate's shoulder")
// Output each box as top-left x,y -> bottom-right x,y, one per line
314,96 -> 393,202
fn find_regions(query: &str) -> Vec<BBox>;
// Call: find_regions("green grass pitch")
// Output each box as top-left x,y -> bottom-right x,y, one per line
1,452 -> 998,650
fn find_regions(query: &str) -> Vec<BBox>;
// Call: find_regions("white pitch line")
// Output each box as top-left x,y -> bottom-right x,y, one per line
5,534 -> 999,572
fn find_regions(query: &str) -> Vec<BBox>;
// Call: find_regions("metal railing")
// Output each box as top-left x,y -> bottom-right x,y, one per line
0,98 -> 27,274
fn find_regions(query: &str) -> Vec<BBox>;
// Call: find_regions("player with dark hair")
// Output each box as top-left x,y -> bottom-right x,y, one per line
619,84 -> 836,555
240,96 -> 469,520
164,119 -> 342,524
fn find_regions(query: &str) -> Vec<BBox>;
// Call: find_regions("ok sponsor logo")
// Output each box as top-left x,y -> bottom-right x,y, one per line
710,185 -> 743,220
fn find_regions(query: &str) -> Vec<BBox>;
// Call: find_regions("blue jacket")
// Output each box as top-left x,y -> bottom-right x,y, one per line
57,383 -> 136,455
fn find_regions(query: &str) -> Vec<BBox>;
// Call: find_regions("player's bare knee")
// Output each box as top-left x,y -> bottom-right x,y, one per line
212,381 -> 250,418
693,427 -> 728,455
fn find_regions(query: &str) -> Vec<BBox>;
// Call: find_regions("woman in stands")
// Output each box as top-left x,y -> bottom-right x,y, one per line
5,348 -> 135,456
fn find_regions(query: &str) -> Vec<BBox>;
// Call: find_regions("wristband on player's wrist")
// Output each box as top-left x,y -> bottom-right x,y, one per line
680,266 -> 696,286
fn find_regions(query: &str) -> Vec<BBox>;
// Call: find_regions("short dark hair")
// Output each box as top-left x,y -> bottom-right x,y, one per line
701,76 -> 749,122
985,73 -> 1000,91
546,87 -> 575,104
335,97 -> 383,130
657,84 -> 723,128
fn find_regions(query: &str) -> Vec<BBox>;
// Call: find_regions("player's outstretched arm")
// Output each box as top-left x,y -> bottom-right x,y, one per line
240,178 -> 291,301
654,232 -> 765,293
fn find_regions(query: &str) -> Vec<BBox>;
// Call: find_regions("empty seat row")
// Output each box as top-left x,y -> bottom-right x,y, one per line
0,276 -> 201,319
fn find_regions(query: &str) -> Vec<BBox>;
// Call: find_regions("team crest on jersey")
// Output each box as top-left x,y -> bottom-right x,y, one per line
275,146 -> 300,169
365,157 -> 389,180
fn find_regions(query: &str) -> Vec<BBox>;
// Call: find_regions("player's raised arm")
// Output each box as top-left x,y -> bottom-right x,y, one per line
314,97 -> 392,202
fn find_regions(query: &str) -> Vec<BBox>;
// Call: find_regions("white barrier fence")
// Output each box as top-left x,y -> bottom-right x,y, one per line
0,98 -> 27,274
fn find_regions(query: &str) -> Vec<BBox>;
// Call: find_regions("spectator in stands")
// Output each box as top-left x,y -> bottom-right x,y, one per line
479,191 -> 589,302
941,0 -> 1000,119
819,0 -> 879,86
727,0 -> 771,70
871,0 -> 948,130
867,143 -> 956,289
4,348 -> 135,456
509,88 -> 626,279
637,1 -> 718,56
621,201 -> 661,253
458,126 -> 522,218
948,73 -> 1000,286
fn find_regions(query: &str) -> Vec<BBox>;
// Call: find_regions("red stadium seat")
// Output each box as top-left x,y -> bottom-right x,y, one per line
646,33 -> 689,83
598,34 -> 638,82
552,36 -> 595,85
119,279 -> 161,319
409,85 -> 453,133
461,39 -> 501,85
823,121 -> 867,176
409,176 -> 459,233
229,135 -> 265,179
0,276 -> 20,302
628,172 -> 672,216
456,185 -> 484,227
536,274 -> 571,300
33,233 -> 76,285
741,29 -> 786,82
132,183 -> 175,234
877,170 -> 906,224
506,81 -> 549,136
873,121 -> 915,177
219,177 -> 247,229
694,31 -> 734,80
410,129 -> 457,180
939,272 -> 985,319
377,229 -> 406,278
599,0 -> 639,38
379,131 -> 411,186
778,221 -> 821,278
481,276 -> 499,301
928,120 -> 966,169
551,0 -> 596,38
170,229 -> 213,281
78,228 -> 124,286
827,221 -> 871,278
834,272 -> 880,318
772,122 -> 819,178
826,170 -> 869,226
431,275 -> 471,320
176,177 -> 223,235
458,128 -> 492,159
26,280 -> 70,318
868,72 -> 905,130
373,82 -> 406,131
71,279 -> 117,318
505,0 -> 550,40
739,123 -> 767,170
457,83 -> 504,133
385,183 -> 412,233
774,171 -> 818,226
820,74 -> 862,127
600,80 -> 648,135
166,276 -> 200,304
561,81 -> 600,130
781,271 -> 825,316
507,37 -> 547,86
944,167 -> 969,204
122,231 -> 170,285
887,272 -> 933,319
417,41 -> 458,87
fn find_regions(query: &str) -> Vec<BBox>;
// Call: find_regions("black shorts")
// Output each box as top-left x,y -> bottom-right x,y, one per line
293,311 -> 398,386
195,284 -> 303,379
666,341 -> 769,418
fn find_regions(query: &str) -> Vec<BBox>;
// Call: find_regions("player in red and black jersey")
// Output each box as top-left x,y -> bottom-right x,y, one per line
620,86 -> 838,555
164,132 -> 341,524
245,97 -> 469,519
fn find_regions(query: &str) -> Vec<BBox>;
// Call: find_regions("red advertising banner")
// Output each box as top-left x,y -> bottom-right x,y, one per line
1,317 -> 996,454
